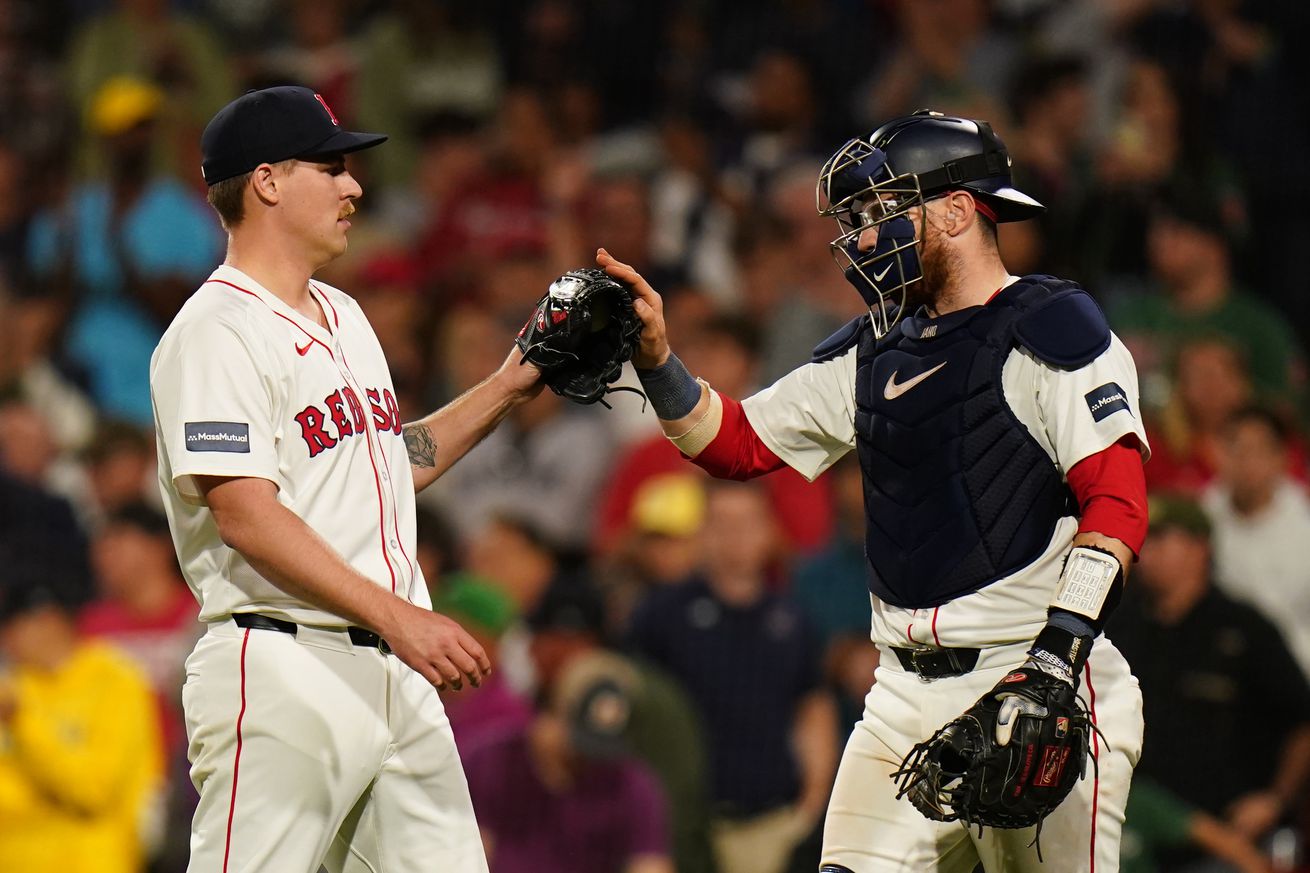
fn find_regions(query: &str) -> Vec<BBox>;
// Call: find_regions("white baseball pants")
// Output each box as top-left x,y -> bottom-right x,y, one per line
181,619 -> 488,873
821,639 -> 1143,873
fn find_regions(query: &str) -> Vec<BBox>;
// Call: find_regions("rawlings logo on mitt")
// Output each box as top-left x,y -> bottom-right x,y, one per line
516,268 -> 644,406
892,666 -> 1096,846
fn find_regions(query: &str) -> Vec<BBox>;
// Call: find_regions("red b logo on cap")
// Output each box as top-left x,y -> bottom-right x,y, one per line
314,94 -> 340,126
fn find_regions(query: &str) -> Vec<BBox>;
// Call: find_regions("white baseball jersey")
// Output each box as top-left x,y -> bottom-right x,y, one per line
737,280 -> 1149,650
151,264 -> 427,626
153,265 -> 487,873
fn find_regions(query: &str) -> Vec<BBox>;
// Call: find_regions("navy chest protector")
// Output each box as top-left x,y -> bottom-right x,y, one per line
825,275 -> 1111,608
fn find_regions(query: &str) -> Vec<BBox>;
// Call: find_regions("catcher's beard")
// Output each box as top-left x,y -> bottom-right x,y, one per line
908,224 -> 966,315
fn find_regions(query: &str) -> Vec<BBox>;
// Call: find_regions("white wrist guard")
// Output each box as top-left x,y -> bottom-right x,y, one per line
1051,545 -> 1124,632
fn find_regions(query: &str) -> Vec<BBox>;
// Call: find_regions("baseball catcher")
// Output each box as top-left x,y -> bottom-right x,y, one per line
517,267 -> 644,406
594,108 -> 1150,873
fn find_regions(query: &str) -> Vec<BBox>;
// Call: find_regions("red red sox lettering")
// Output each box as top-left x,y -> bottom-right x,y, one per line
295,386 -> 401,457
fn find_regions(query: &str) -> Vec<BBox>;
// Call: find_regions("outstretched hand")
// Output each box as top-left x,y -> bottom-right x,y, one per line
596,248 -> 669,369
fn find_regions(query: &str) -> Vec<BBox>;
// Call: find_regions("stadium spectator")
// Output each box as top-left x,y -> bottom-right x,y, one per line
1204,406 -> 1310,679
856,0 -> 1014,126
756,163 -> 866,385
465,513 -> 573,695
600,473 -> 705,630
1112,494 -> 1310,863
412,86 -> 554,288
1113,187 -> 1300,411
252,0 -> 357,119
528,580 -> 716,873
64,0 -> 232,179
0,398 -> 68,493
0,291 -> 98,458
432,573 -> 530,754
463,652 -> 674,873
81,419 -> 157,526
0,565 -> 163,873
24,76 -> 223,424
628,479 -> 837,873
648,114 -> 740,304
355,2 -> 502,190
80,501 -> 197,871
1006,52 -> 1095,279
720,48 -> 823,215
80,502 -> 198,757
1120,777 -> 1274,873
1143,337 -> 1255,495
0,469 -> 92,609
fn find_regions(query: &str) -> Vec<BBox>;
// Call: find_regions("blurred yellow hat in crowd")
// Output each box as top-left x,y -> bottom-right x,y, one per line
631,473 -> 706,538
88,76 -> 165,136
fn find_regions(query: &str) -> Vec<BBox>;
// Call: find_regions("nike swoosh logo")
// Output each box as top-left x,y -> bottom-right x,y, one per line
296,340 -> 314,356
883,361 -> 947,400
872,262 -> 894,283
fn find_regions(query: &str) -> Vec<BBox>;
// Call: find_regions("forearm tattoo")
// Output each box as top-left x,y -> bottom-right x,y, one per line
403,423 -> 437,468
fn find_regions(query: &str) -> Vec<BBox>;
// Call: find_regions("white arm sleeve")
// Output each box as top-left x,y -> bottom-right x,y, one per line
151,319 -> 283,501
740,346 -> 859,481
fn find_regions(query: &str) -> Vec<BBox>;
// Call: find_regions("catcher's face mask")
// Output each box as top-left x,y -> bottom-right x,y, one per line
816,139 -> 928,337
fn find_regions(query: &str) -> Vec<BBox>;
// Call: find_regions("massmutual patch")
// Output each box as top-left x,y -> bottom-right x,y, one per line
1084,383 -> 1131,422
185,421 -> 250,452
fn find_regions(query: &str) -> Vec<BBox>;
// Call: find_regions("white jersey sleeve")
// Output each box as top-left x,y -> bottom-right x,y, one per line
740,345 -> 858,481
152,314 -> 284,501
1002,332 -> 1150,475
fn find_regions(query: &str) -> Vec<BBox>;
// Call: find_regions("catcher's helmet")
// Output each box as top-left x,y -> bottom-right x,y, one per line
816,110 -> 1044,335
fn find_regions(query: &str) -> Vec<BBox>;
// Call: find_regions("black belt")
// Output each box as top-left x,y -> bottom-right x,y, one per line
891,645 -> 980,679
232,613 -> 392,654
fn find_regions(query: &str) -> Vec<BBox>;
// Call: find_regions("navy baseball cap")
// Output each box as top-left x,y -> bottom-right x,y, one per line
201,86 -> 387,186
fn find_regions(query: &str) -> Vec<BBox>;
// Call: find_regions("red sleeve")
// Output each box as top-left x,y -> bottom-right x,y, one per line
687,394 -> 787,480
1066,436 -> 1149,556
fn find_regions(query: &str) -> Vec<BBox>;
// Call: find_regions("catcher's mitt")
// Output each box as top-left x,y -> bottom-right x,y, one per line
516,268 -> 643,406
892,665 -> 1095,843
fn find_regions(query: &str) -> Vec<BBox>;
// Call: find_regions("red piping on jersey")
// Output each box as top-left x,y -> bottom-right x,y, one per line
222,628 -> 251,873
206,279 -> 333,355
317,286 -> 341,329
930,606 -> 943,647
690,393 -> 785,479
313,283 -> 406,595
1085,662 -> 1100,873
368,423 -> 418,600
1067,437 -> 1148,556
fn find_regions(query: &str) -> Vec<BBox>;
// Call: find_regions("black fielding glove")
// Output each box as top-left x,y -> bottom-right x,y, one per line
516,268 -> 643,406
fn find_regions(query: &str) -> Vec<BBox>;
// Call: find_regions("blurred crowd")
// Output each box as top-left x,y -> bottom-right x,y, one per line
1,1 -> 1309,872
